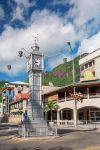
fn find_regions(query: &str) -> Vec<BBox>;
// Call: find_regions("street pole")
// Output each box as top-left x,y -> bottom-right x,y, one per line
67,42 -> 77,128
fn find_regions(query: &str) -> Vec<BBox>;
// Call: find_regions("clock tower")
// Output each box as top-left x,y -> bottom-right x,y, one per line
27,40 -> 45,125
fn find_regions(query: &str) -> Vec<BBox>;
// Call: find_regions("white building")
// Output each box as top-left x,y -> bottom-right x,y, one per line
43,49 -> 100,126
79,48 -> 100,82
0,103 -> 2,116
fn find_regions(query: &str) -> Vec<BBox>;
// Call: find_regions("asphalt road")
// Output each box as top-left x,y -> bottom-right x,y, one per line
0,126 -> 100,150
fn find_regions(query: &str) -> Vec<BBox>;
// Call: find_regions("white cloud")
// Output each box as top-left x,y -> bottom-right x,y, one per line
78,31 -> 100,54
11,0 -> 36,22
0,5 -> 5,19
68,0 -> 100,27
30,9 -> 78,54
13,0 -> 36,8
0,0 -> 100,77
49,0 -> 69,6
0,9 -> 78,76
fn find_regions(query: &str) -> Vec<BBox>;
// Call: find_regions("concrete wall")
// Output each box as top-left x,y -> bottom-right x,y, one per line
57,98 -> 100,111
79,49 -> 100,65
95,57 -> 100,79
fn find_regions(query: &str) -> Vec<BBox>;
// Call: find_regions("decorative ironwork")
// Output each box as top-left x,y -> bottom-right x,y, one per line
7,65 -> 11,70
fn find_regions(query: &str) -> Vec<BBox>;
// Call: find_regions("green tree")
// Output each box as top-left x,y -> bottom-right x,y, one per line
45,101 -> 59,121
0,80 -> 8,90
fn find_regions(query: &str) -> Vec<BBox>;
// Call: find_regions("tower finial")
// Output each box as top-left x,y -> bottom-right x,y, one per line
31,33 -> 39,51
32,33 -> 38,45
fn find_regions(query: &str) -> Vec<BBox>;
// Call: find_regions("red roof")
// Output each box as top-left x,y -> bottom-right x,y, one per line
16,93 -> 29,100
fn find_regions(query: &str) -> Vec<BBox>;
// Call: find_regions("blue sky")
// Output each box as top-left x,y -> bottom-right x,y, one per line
0,0 -> 100,82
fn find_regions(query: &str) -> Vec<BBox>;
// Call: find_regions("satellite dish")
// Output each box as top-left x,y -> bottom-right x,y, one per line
7,65 -> 11,70
18,50 -> 23,57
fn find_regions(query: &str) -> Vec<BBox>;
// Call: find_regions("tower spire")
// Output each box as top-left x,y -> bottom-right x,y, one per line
31,33 -> 39,51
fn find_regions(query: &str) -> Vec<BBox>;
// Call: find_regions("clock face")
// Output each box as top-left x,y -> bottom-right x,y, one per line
32,55 -> 43,70
34,58 -> 41,67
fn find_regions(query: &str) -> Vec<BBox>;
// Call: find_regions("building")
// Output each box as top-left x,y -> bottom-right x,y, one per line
1,81 -> 59,123
79,48 -> 100,82
0,103 -> 2,116
43,49 -> 100,125
1,81 -> 29,123
43,81 -> 100,124
1,48 -> 100,125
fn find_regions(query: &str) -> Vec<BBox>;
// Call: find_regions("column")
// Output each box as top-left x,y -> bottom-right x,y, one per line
57,111 -> 60,126
73,86 -> 77,128
89,108 -> 91,123
65,91 -> 67,101
87,87 -> 89,99
73,100 -> 77,128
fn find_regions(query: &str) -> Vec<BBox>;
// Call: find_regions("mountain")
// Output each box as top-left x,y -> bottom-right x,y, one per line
43,56 -> 80,87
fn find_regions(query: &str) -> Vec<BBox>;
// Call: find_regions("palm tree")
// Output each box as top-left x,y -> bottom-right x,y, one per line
45,101 -> 59,121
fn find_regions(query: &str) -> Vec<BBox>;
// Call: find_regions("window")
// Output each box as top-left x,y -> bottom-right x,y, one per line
89,61 -> 92,67
85,63 -> 88,69
93,60 -> 95,66
93,71 -> 95,77
18,86 -> 23,93
81,66 -> 84,71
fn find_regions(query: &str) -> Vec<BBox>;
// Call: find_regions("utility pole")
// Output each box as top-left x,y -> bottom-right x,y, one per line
67,42 -> 77,128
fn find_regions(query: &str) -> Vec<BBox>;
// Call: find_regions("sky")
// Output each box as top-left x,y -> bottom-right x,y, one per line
0,0 -> 100,82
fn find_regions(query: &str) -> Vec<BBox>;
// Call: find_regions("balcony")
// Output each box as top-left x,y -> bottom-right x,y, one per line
10,107 -> 23,113
58,96 -> 74,103
10,108 -> 19,113
57,93 -> 100,103
58,97 -> 65,102
89,93 -> 100,98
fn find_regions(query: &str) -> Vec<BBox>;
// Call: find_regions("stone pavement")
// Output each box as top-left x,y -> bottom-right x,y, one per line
1,123 -> 100,150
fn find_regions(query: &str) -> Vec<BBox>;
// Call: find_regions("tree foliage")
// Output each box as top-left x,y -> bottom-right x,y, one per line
45,101 -> 59,121
0,80 -> 8,90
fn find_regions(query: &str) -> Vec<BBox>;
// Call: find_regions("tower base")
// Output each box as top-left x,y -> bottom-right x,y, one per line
18,121 -> 57,137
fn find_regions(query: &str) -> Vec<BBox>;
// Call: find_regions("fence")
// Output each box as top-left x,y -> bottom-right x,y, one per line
18,122 -> 57,137
47,120 -> 100,129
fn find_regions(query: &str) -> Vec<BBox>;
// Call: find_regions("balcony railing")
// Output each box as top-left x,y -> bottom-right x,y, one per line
57,93 -> 100,103
89,93 -> 100,98
58,97 -> 65,102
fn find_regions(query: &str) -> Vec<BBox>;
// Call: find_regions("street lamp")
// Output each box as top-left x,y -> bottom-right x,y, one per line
7,65 -> 11,70
67,42 -> 77,128
67,42 -> 75,83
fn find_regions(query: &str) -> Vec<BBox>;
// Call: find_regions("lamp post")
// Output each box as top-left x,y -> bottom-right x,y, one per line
67,42 -> 77,128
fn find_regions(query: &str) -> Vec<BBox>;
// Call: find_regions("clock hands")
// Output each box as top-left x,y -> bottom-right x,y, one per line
35,58 -> 40,66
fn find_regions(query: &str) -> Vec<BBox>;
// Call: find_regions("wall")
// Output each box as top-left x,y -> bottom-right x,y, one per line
57,97 -> 100,111
95,57 -> 100,79
48,94 -> 58,101
79,49 -> 100,65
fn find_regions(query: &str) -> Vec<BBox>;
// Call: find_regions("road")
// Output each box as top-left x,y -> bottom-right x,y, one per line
0,124 -> 100,150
